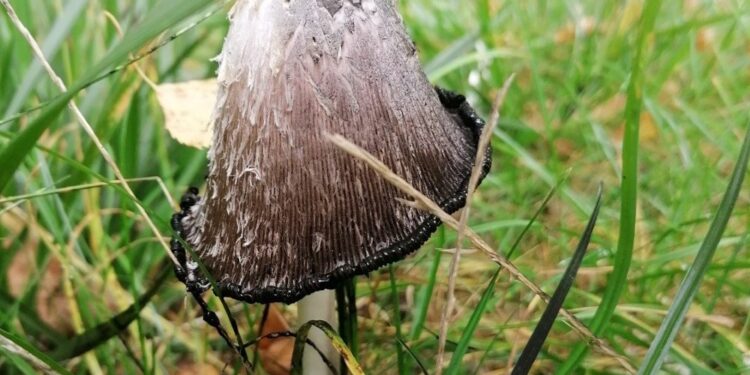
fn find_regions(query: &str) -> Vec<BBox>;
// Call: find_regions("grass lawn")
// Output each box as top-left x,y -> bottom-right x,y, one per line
1,0 -> 749,373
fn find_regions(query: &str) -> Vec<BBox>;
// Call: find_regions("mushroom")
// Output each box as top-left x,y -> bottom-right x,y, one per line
170,0 -> 490,305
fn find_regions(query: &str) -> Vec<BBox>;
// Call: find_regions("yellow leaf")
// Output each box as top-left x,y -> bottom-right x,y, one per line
156,79 -> 217,149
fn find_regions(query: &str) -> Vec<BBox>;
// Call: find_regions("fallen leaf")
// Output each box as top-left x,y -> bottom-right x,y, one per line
7,254 -> 72,335
155,79 -> 217,149
4,213 -> 74,335
554,17 -> 597,44
174,361 -> 219,375
696,27 -> 715,52
591,94 -> 626,123
639,112 -> 659,143
610,111 -> 659,145
258,305 -> 294,375
554,138 -> 577,160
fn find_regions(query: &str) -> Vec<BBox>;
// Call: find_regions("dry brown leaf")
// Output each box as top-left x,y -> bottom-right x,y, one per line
155,79 -> 217,149
8,247 -> 74,334
658,79 -> 681,105
696,27 -> 716,52
258,305 -> 294,375
174,362 -> 220,375
553,138 -> 577,160
611,111 -> 659,145
639,112 -> 659,143
3,213 -> 74,335
554,17 -> 597,44
591,94 -> 626,123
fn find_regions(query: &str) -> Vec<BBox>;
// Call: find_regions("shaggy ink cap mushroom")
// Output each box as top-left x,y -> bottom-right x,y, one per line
171,0 -> 492,304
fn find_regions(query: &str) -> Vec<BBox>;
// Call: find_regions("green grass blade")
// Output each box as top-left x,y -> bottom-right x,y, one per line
336,278 -> 359,368
512,185 -> 603,375
0,327 -> 71,375
389,265 -> 407,374
410,227 -> 445,341
345,280 -> 359,360
470,177 -> 566,373
49,266 -> 170,360
0,291 -> 66,346
395,336 -> 428,375
64,0 -> 212,94
638,125 -> 750,373
0,96 -> 68,193
0,4 -> 221,128
0,0 -> 212,192
291,320 -> 364,375
557,1 -> 663,371
3,0 -> 87,118
444,268 -> 500,375
447,174 -> 566,374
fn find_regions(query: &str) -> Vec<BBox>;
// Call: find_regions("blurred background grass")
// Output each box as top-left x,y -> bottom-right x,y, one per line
1,0 -> 749,373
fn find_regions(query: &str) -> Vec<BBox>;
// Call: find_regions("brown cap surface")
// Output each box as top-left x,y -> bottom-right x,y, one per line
180,0 -> 489,303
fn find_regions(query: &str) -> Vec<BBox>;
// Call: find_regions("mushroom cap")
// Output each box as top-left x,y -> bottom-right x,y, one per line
179,0 -> 490,304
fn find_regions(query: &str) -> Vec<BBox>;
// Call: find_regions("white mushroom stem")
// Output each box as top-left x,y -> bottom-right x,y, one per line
297,290 -> 339,374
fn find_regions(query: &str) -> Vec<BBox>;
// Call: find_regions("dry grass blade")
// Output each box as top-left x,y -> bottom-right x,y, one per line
0,329 -> 69,375
0,337 -> 58,375
435,75 -> 515,374
326,134 -> 637,374
0,177 -> 176,207
0,0 -> 178,266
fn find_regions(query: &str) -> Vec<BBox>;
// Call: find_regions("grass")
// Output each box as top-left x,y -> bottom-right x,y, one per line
1,0 -> 749,373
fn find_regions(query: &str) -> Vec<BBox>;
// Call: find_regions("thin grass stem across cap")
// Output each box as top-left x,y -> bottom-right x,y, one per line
175,0 -> 491,304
